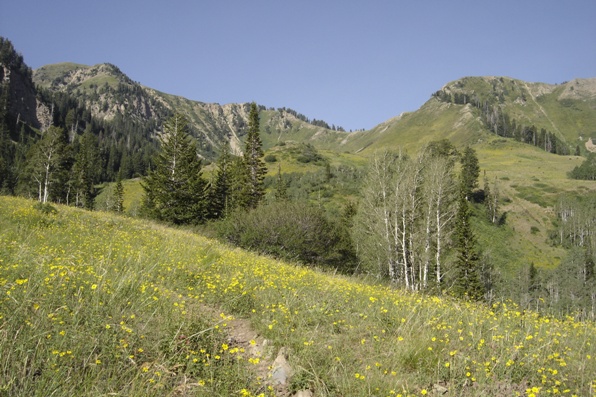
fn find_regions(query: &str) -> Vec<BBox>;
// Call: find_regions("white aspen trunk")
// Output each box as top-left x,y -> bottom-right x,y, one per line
401,207 -> 410,290
423,203 -> 431,289
34,176 -> 42,202
43,162 -> 50,203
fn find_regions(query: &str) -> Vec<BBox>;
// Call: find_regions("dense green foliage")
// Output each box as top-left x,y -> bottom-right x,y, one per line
433,79 -> 571,155
141,114 -> 207,225
452,181 -> 485,300
568,153 -> 596,180
460,146 -> 480,200
215,200 -> 357,272
0,38 -> 160,200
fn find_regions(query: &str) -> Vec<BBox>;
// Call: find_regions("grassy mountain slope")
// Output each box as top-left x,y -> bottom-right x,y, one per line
475,140 -> 582,270
336,77 -> 596,156
2,195 -> 595,396
338,100 -> 488,155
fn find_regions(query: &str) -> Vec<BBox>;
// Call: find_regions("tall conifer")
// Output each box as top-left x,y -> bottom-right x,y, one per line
208,143 -> 233,219
114,170 -> 124,213
242,102 -> 266,209
453,179 -> 484,300
142,114 -> 207,224
460,146 -> 480,200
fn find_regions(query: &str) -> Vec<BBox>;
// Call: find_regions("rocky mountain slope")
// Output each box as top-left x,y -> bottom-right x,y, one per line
33,62 -> 349,159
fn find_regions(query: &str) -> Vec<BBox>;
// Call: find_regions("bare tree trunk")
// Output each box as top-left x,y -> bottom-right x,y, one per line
43,163 -> 50,203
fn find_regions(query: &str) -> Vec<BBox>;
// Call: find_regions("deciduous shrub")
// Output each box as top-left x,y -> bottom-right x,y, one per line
215,201 -> 357,273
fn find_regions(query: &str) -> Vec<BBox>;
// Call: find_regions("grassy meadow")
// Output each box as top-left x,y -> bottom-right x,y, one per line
1,196 -> 595,396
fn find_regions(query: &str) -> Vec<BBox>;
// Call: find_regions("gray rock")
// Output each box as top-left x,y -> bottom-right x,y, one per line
293,390 -> 313,397
270,347 -> 293,386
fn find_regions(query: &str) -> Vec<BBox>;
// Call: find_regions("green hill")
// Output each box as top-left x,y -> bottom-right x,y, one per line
1,196 -> 595,396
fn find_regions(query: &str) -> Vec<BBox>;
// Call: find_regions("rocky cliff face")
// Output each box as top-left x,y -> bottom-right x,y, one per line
1,59 -> 46,131
34,63 -> 168,124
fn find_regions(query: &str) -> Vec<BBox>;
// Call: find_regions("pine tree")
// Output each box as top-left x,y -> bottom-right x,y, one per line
460,146 -> 480,200
274,164 -> 288,201
452,179 -> 484,300
242,102 -> 266,209
72,130 -> 100,209
208,143 -> 233,219
0,122 -> 13,193
228,155 -> 250,210
142,114 -> 207,224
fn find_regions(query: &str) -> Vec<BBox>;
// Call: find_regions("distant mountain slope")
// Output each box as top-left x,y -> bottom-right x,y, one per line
33,63 -> 349,159
337,76 -> 596,156
34,63 -> 596,161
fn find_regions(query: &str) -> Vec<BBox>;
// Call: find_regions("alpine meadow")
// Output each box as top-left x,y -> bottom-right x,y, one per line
1,36 -> 596,396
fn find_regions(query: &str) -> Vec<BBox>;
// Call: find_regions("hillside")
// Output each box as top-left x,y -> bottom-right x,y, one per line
32,61 -> 596,271
1,195 -> 595,396
4,36 -> 596,286
31,62 -> 596,161
336,76 -> 596,156
32,62 -> 349,159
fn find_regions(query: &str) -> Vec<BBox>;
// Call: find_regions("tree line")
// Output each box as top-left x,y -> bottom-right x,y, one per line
140,103 -> 358,271
505,194 -> 596,319
432,88 -> 570,155
0,37 -> 161,200
276,107 -> 346,131
569,152 -> 596,180
354,141 -> 497,300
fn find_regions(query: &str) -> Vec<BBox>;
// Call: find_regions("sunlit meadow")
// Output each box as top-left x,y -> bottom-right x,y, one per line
1,196 -> 595,396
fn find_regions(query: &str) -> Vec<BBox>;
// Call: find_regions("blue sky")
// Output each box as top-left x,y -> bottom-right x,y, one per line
1,1 -> 595,131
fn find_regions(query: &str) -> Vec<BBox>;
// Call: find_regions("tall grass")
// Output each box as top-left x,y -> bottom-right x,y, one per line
1,196 -> 595,396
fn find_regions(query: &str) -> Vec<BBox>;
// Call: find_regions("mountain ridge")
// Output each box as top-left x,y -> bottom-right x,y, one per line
32,62 -> 351,159
31,62 -> 596,162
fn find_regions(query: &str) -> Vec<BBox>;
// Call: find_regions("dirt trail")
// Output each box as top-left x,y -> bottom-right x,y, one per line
199,303 -> 295,396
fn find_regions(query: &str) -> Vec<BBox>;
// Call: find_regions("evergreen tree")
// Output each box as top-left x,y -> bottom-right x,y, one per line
274,164 -> 288,201
0,122 -> 13,193
460,146 -> 480,200
242,102 -> 266,209
141,114 -> 207,225
228,155 -> 250,210
208,143 -> 233,219
72,130 -> 100,208
452,179 -> 484,300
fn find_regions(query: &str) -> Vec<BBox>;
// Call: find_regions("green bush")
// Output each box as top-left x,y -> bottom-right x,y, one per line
264,154 -> 277,163
215,201 -> 357,273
